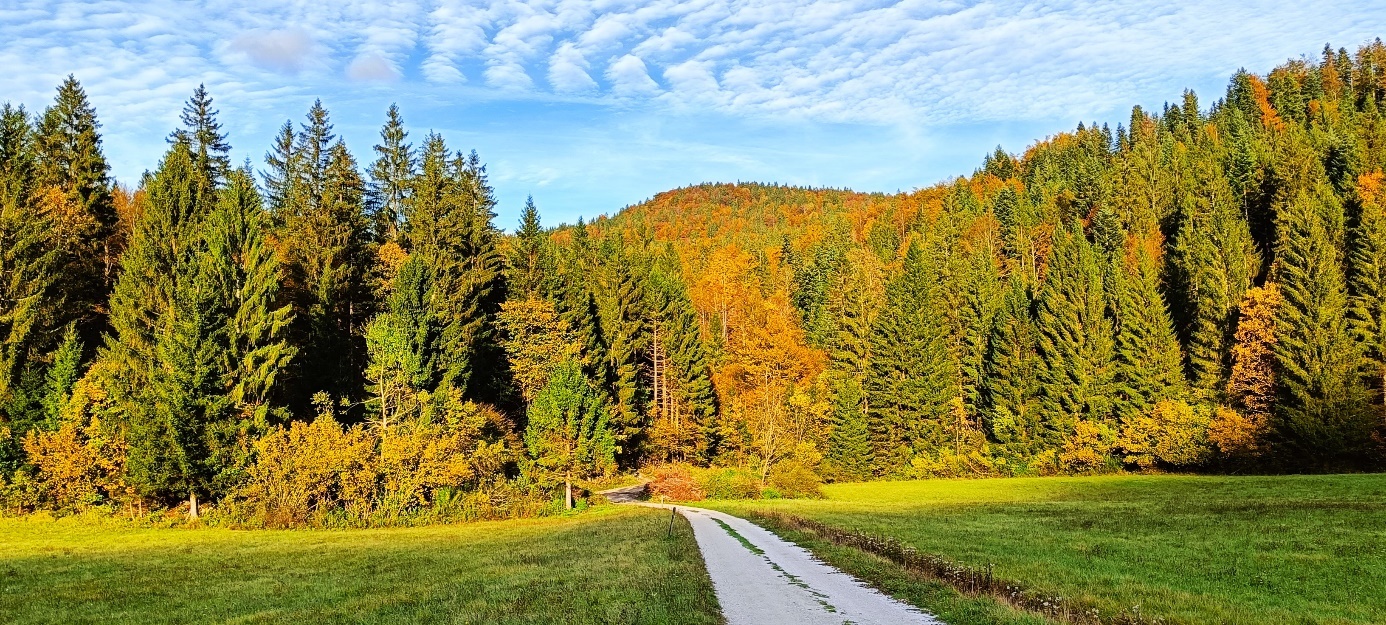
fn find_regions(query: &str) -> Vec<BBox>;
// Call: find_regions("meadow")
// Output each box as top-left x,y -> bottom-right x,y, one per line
710,474 -> 1386,625
0,506 -> 721,625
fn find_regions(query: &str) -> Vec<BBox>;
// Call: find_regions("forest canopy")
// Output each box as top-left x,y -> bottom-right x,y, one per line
2,40 -> 1386,523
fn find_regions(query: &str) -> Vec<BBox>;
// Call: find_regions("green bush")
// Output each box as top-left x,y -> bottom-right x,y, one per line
698,467 -> 761,499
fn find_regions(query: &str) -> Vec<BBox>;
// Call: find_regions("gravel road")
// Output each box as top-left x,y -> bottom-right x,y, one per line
642,502 -> 942,625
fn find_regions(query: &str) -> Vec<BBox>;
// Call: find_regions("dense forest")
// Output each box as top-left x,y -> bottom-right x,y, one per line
2,41 -> 1386,523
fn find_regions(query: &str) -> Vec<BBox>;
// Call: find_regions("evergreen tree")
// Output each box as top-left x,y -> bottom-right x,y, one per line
524,360 -> 616,509
366,104 -> 413,243
1171,165 -> 1260,394
1349,175 -> 1386,404
169,84 -> 231,188
1034,223 -> 1116,444
865,240 -> 956,473
647,252 -> 718,462
33,76 -> 116,339
597,239 -> 650,464
1272,183 -> 1374,463
983,274 -> 1041,454
826,377 -> 872,481
1113,244 -> 1187,424
957,244 -> 1002,422
0,105 -> 57,408
510,195 -> 552,298
39,324 -> 83,429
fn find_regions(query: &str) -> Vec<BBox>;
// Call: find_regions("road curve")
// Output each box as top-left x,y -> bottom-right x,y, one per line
639,501 -> 942,625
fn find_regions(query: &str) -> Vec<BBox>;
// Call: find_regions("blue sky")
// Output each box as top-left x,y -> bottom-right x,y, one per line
3,1 -> 1385,228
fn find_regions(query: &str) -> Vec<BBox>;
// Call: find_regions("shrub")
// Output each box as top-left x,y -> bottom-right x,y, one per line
1118,400 -> 1213,469
768,459 -> 823,498
1060,420 -> 1117,473
1208,404 -> 1267,458
699,467 -> 761,500
646,463 -> 705,501
21,416 -> 128,511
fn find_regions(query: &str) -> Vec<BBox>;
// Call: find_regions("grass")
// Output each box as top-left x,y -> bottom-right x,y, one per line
709,474 -> 1386,625
0,506 -> 722,625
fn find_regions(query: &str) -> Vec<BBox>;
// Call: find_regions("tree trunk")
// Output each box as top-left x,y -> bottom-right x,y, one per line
189,491 -> 199,520
565,479 -> 573,510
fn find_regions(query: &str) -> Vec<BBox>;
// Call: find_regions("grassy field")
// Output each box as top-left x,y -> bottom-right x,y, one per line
711,474 -> 1386,625
0,506 -> 722,625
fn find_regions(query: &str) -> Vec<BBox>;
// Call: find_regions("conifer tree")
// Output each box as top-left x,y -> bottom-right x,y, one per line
865,240 -> 956,473
1113,244 -> 1187,424
983,274 -> 1041,453
597,240 -> 650,463
0,105 -> 57,408
826,377 -> 872,481
1272,183 -> 1374,463
39,324 -> 83,429
957,244 -> 1002,421
1034,223 -> 1116,444
647,252 -> 718,462
1349,173 -> 1386,403
1171,167 -> 1260,394
34,76 -> 116,337
367,104 -> 413,243
510,195 -> 552,298
524,360 -> 615,509
170,84 -> 231,188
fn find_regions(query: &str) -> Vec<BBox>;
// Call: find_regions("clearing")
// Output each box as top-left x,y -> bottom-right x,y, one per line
709,473 -> 1386,625
0,506 -> 720,625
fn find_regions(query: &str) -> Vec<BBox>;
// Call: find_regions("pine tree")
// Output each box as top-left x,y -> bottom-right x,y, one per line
33,76 -> 116,338
1272,182 -> 1374,463
865,240 -> 956,473
826,377 -> 872,481
597,239 -> 650,464
1034,223 -> 1116,445
0,105 -> 58,408
1113,243 -> 1187,424
1349,172 -> 1386,404
39,324 -> 83,429
957,244 -> 1002,422
646,252 -> 718,462
510,195 -> 552,298
1172,155 -> 1260,394
524,360 -> 616,509
366,104 -> 413,243
169,84 -> 230,188
983,273 -> 1041,454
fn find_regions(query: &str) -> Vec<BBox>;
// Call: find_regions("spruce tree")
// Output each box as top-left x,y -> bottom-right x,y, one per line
0,105 -> 57,408
1113,244 -> 1187,424
169,84 -> 231,188
597,239 -> 650,463
983,273 -> 1041,454
647,251 -> 718,461
1172,159 -> 1260,393
1349,176 -> 1386,404
957,244 -> 1002,422
524,360 -> 616,509
865,240 -> 956,473
367,104 -> 413,243
510,195 -> 552,298
826,377 -> 872,481
39,324 -> 83,429
1272,183 -> 1374,463
1034,222 -> 1116,445
34,76 -> 116,339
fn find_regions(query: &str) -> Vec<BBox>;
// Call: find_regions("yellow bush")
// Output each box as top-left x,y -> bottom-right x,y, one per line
1208,405 -> 1267,458
1118,400 -> 1213,469
769,459 -> 823,498
22,416 -> 128,510
1060,419 -> 1117,473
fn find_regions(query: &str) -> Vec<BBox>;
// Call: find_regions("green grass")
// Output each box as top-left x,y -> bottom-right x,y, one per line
0,506 -> 722,625
710,474 -> 1386,625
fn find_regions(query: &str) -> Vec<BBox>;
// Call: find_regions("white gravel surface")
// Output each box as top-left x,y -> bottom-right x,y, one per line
642,503 -> 943,625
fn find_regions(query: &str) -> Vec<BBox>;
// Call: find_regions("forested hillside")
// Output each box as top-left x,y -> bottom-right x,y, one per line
2,41 -> 1385,522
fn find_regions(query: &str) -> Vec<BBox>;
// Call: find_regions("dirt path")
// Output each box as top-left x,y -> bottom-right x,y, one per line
637,501 -> 941,625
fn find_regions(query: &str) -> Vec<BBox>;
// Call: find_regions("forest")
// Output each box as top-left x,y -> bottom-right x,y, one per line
2,40 -> 1386,524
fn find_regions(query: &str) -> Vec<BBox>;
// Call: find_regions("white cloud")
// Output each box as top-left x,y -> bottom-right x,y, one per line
230,28 -> 315,74
607,54 -> 661,96
347,54 -> 400,81
549,42 -> 598,92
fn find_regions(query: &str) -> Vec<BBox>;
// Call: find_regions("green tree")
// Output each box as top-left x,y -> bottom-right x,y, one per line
983,273 -> 1041,454
367,104 -> 414,243
1349,175 -> 1386,404
826,377 -> 872,481
0,105 -> 58,409
1272,183 -> 1374,464
169,84 -> 230,188
39,324 -> 84,429
524,360 -> 616,509
1113,244 -> 1188,424
1034,223 -> 1116,445
509,195 -> 552,298
865,240 -> 956,474
647,252 -> 718,462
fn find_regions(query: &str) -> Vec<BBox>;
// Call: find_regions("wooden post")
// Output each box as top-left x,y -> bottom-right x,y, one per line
667,507 -> 677,537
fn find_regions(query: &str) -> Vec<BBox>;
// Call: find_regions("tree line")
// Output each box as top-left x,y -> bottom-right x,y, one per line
3,40 -> 1386,521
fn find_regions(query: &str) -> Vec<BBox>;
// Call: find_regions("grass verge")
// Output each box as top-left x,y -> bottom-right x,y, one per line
0,506 -> 722,625
709,474 -> 1386,625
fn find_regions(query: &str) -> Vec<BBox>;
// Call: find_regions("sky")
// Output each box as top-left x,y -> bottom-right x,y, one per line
3,1 -> 1386,228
